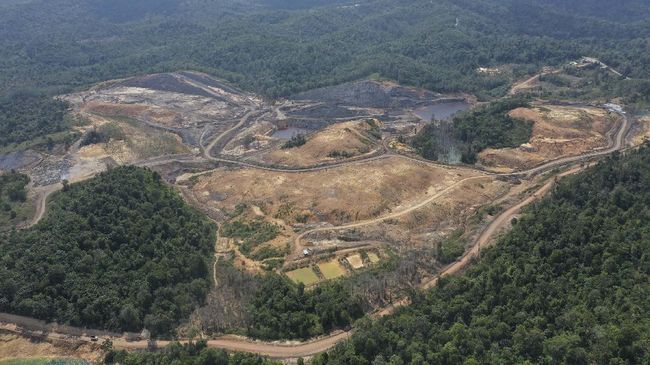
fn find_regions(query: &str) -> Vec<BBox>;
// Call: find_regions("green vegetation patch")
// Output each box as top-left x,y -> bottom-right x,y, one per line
314,147 -> 650,364
412,98 -> 533,164
105,340 -> 280,365
286,267 -> 320,286
0,93 -> 69,151
433,228 -> 466,265
0,171 -> 31,229
282,134 -> 306,149
221,219 -> 281,257
0,166 -> 216,336
248,274 -> 363,340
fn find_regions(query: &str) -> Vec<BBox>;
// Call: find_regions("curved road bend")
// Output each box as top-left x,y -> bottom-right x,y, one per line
9,110 -> 630,357
1,163 -> 587,359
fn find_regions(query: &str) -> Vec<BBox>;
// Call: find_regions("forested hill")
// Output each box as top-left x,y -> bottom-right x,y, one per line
1,0 -> 648,98
314,146 -> 650,364
0,166 -> 216,336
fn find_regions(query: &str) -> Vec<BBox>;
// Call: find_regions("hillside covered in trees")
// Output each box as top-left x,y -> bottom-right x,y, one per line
0,166 -> 216,336
0,171 -> 30,228
0,92 -> 69,149
247,274 -> 364,340
314,146 -> 650,364
2,0 -> 648,147
1,0 -> 649,99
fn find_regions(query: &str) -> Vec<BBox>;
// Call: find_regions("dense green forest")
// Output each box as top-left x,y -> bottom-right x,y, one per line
412,99 -> 532,163
1,0 -> 648,146
313,146 -> 650,364
0,92 -> 69,149
0,171 -> 30,227
247,274 -> 364,340
1,0 -> 648,99
105,340 -> 280,365
0,166 -> 216,336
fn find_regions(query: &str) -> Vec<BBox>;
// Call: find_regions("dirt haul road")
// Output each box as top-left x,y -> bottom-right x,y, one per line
0,163 -> 586,359
9,105 -> 629,358
288,175 -> 491,264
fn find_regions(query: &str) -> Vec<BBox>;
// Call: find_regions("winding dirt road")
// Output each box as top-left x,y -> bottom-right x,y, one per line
287,174 -> 491,264
24,183 -> 61,228
9,105 -> 630,358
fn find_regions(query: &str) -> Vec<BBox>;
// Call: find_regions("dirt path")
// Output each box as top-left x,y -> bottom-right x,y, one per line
287,175 -> 491,264
509,68 -> 561,95
25,183 -> 61,228
0,165 -> 583,359
204,110 -> 258,158
421,165 -> 582,290
8,96 -> 630,358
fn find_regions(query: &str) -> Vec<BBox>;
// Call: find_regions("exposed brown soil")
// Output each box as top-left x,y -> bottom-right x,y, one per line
479,105 -> 619,171
259,119 -> 383,167
189,157 -> 482,226
0,331 -> 102,362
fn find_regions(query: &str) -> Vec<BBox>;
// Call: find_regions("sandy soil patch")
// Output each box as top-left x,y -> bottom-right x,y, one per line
346,254 -> 364,269
189,157 -> 482,225
0,332 -> 101,363
77,114 -> 188,164
259,119 -> 382,167
479,105 -> 619,171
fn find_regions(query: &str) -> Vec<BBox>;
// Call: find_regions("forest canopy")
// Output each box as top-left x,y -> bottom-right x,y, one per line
247,274 -> 364,340
0,166 -> 216,336
0,92 -> 69,148
1,0 -> 649,99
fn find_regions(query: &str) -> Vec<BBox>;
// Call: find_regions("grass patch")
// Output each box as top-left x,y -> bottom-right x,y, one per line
367,252 -> 380,263
286,267 -> 320,285
318,260 -> 346,280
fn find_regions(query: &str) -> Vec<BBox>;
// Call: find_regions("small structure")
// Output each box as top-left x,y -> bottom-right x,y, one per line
604,103 -> 625,114
303,248 -> 313,257
519,143 -> 537,152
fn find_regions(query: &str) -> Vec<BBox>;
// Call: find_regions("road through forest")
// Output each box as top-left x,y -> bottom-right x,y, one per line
9,106 -> 630,359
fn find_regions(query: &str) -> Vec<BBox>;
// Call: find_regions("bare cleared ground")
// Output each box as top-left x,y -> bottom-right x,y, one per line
631,116 -> 650,146
77,113 -> 189,164
257,119 -> 383,167
0,332 -> 101,363
188,157 -> 486,226
479,105 -> 619,171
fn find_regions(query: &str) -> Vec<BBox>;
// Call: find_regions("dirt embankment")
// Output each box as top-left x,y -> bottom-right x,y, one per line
479,105 -> 619,171
260,119 -> 383,167
189,157 -> 482,227
0,331 -> 102,363
631,116 -> 650,146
